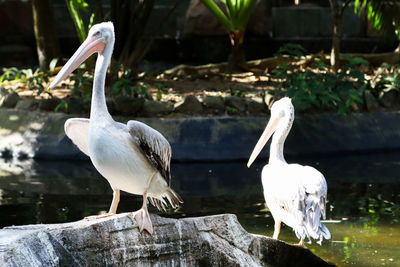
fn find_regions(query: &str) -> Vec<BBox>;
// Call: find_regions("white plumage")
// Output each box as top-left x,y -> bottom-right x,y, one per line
50,22 -> 182,234
247,97 -> 330,246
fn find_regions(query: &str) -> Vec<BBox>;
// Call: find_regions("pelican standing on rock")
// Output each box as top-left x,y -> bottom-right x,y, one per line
247,97 -> 330,246
49,22 -> 182,234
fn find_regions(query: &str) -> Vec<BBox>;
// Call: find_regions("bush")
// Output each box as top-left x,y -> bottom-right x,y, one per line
271,44 -> 369,114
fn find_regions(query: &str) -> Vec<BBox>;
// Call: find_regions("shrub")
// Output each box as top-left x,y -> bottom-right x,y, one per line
271,44 -> 368,114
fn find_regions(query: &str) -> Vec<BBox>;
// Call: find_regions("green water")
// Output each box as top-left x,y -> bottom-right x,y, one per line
0,153 -> 399,266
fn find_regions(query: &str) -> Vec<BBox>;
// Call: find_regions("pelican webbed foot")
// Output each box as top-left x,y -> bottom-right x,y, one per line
293,238 -> 307,248
132,208 -> 153,234
84,212 -> 117,221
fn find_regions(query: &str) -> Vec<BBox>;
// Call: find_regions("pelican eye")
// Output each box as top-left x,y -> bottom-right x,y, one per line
93,31 -> 101,37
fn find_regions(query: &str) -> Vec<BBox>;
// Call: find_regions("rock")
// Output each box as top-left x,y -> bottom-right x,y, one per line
141,100 -> 173,117
247,99 -> 266,114
38,98 -> 61,111
113,95 -> 144,116
174,95 -> 203,114
225,96 -> 247,113
0,89 -> 20,108
15,98 -> 38,110
0,213 -> 332,266
378,89 -> 398,108
203,96 -> 225,114
364,90 -> 380,111
378,89 -> 398,107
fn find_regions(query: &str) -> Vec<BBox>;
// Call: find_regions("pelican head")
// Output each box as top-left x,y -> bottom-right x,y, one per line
247,97 -> 294,167
49,22 -> 115,89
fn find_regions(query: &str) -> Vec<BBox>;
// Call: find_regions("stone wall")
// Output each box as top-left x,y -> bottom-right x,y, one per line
1,109 -> 400,161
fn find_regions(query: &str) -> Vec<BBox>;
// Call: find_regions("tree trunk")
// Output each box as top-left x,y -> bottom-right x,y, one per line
329,0 -> 343,72
227,30 -> 247,72
32,0 -> 60,70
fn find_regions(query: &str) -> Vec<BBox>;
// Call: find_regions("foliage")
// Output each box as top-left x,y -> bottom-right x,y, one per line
111,69 -> 151,99
0,67 -> 25,83
200,0 -> 257,69
271,44 -> 368,114
226,106 -> 239,115
0,67 -> 51,96
55,100 -> 68,112
200,0 -> 257,32
228,88 -> 246,98
26,71 -> 50,96
110,0 -> 182,77
70,70 -> 93,99
65,0 -> 96,42
371,63 -> 400,92
354,0 -> 400,41
155,83 -> 167,101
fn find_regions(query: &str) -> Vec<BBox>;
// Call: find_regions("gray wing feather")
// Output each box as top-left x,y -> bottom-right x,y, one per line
64,118 -> 90,156
127,120 -> 171,185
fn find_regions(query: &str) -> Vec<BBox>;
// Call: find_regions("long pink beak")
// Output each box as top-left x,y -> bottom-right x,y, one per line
49,35 -> 105,89
247,115 -> 281,168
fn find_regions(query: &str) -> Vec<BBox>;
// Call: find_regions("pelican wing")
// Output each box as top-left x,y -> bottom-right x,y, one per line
263,163 -> 330,242
127,120 -> 171,185
64,118 -> 90,156
291,164 -> 330,241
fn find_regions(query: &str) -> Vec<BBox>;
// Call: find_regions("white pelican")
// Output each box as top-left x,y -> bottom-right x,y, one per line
247,97 -> 330,246
49,22 -> 182,234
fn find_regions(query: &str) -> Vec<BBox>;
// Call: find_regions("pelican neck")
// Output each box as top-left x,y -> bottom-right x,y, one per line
268,111 -> 294,164
90,44 -> 113,121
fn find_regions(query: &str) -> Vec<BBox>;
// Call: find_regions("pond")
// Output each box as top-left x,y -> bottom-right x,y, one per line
0,152 -> 399,266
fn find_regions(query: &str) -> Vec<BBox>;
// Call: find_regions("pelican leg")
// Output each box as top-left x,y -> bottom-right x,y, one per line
272,220 -> 281,239
108,189 -> 120,214
294,238 -> 307,248
132,172 -> 156,234
85,189 -> 120,220
132,191 -> 153,234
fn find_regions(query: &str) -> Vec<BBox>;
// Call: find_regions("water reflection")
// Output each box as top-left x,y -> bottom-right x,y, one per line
0,153 -> 399,266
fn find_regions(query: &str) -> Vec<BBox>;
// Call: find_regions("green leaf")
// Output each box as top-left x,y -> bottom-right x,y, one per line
55,100 -> 68,112
200,0 -> 234,31
49,58 -> 59,71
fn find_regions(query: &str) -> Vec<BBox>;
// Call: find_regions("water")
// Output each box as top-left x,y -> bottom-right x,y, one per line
0,153 -> 399,266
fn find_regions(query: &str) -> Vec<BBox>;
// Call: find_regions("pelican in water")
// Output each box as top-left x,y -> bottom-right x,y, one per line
49,22 -> 182,234
247,97 -> 330,246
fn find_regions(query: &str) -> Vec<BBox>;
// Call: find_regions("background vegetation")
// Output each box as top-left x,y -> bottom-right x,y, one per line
0,0 -> 399,115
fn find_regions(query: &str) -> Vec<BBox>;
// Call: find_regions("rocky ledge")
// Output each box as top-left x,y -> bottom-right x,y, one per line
0,213 -> 332,266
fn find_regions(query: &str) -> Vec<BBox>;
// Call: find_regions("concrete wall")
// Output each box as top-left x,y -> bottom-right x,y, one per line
1,109 -> 400,162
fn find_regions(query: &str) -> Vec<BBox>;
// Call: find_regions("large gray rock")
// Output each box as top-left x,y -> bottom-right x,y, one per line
203,95 -> 225,114
378,89 -> 398,108
225,96 -> 247,113
247,99 -> 266,114
0,88 -> 20,108
174,95 -> 203,114
113,95 -> 144,116
0,213 -> 331,266
15,98 -> 38,110
364,90 -> 380,111
38,98 -> 61,111
142,100 -> 173,117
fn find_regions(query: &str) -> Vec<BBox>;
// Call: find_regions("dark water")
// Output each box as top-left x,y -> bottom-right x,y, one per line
0,153 -> 399,266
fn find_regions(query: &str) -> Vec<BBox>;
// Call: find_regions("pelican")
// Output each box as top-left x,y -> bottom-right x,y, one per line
247,97 -> 330,246
49,22 -> 182,234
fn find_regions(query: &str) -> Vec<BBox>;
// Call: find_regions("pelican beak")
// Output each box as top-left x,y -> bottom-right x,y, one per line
247,115 -> 280,168
49,35 -> 106,89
